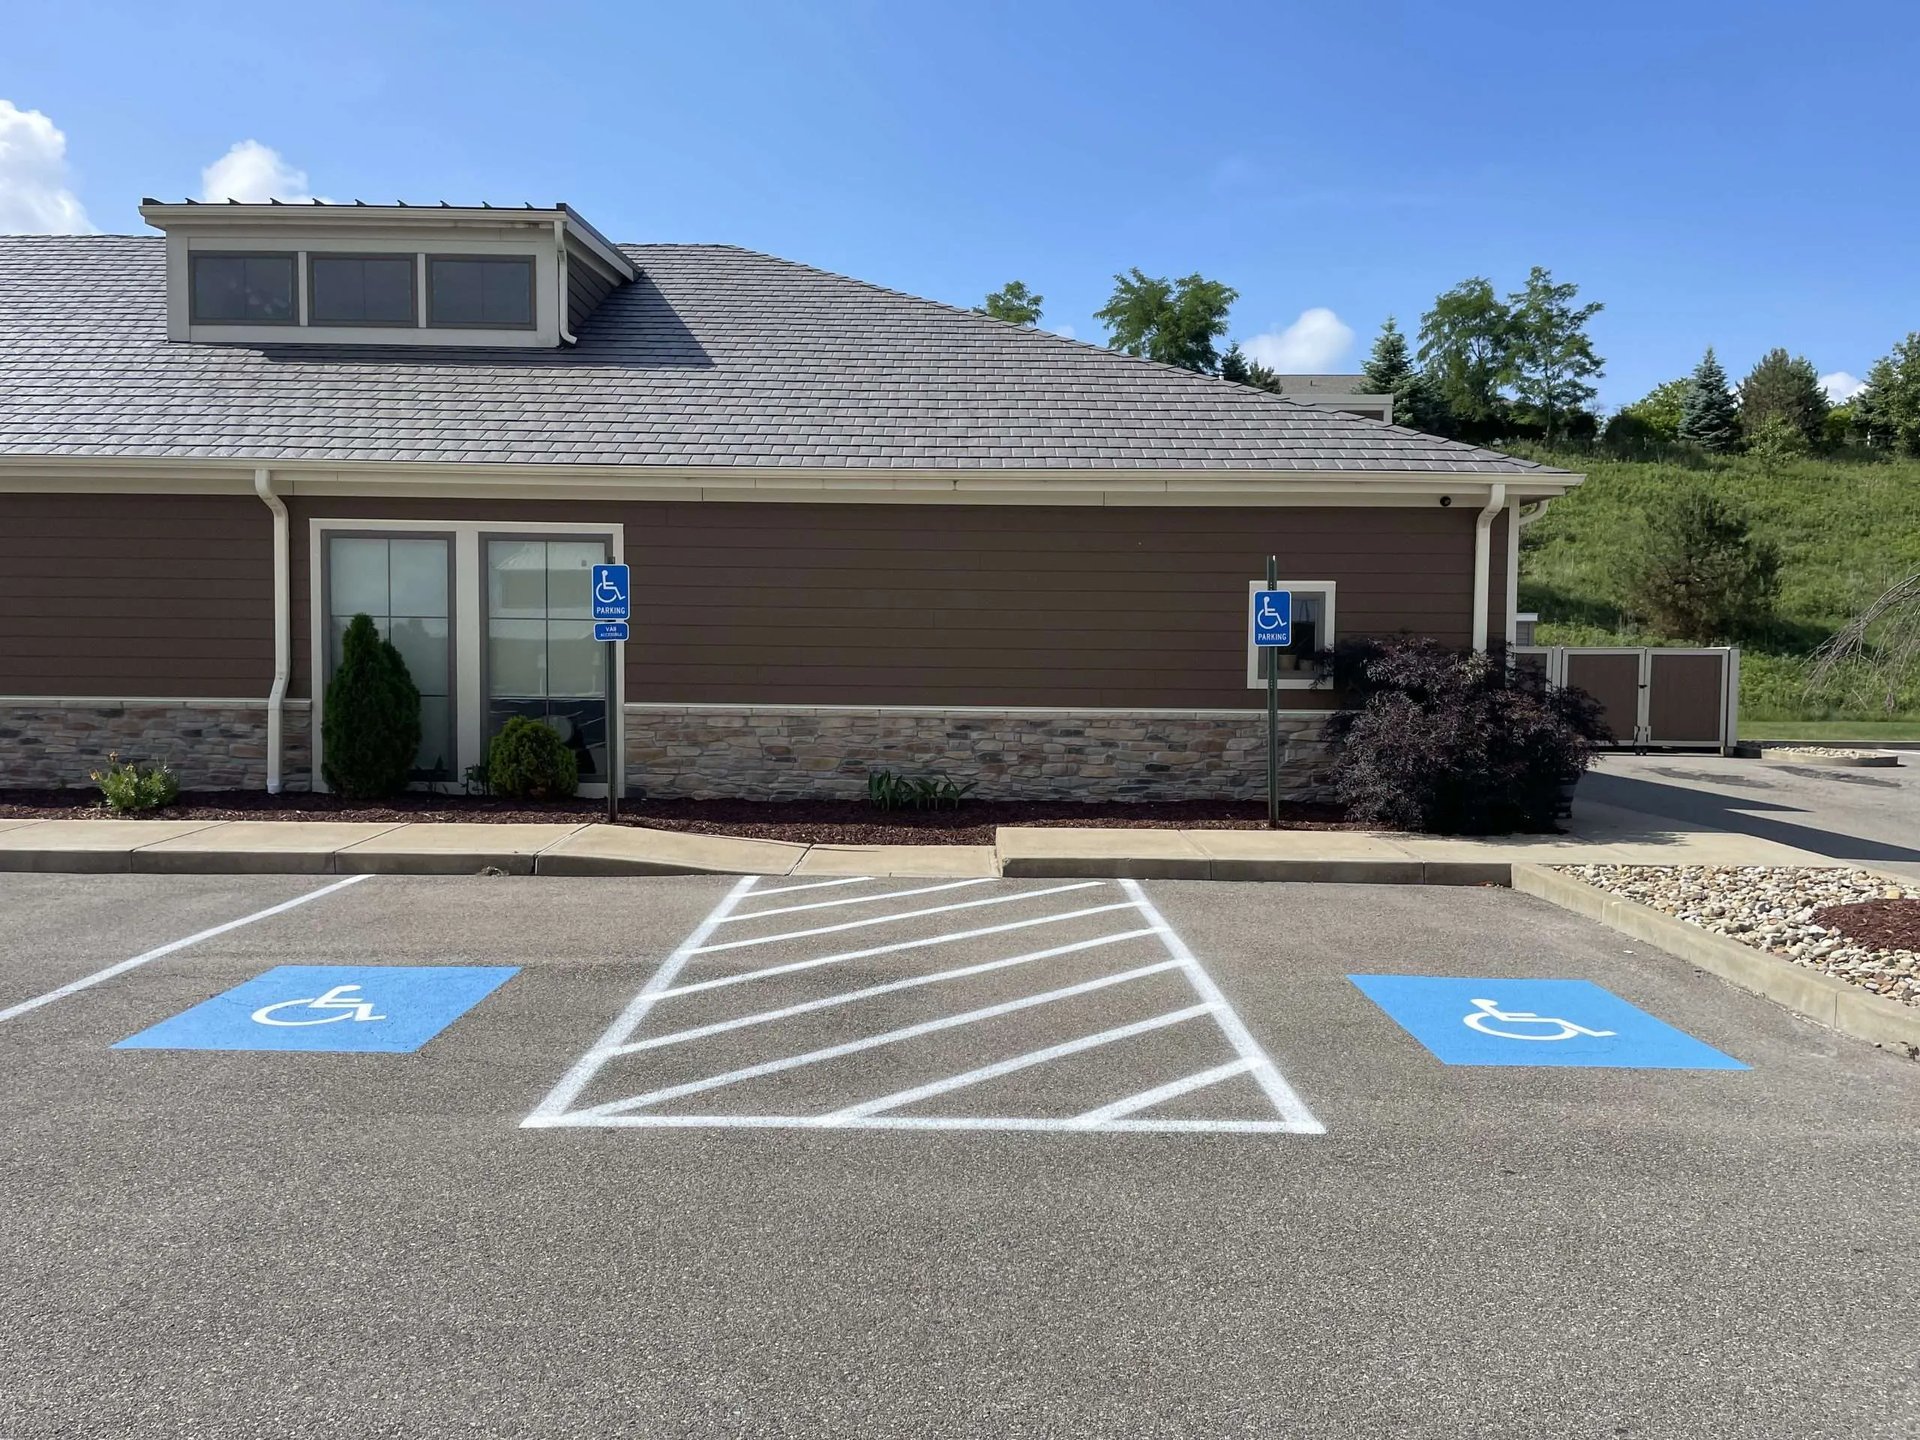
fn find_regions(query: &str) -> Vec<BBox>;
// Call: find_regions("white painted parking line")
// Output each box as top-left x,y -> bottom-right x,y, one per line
0,873 -> 374,1026
650,902 -> 1143,1000
614,928 -> 1160,1055
525,877 -> 1325,1136
824,1004 -> 1216,1122
744,876 -> 876,899
578,960 -> 1186,1119
1072,1058 -> 1258,1126
719,878 -> 992,922
688,882 -> 1108,955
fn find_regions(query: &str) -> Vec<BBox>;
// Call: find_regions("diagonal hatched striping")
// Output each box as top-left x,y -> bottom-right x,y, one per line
524,876 -> 1323,1135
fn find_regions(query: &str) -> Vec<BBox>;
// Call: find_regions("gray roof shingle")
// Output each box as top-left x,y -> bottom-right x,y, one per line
0,235 -> 1565,476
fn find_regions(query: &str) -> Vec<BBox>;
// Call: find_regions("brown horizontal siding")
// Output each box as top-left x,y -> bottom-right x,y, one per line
289,497 -> 1478,709
0,494 -> 272,696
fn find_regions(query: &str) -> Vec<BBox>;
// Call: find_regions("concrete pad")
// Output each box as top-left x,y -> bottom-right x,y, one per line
334,822 -> 590,876
995,826 -> 1209,879
792,844 -> 1000,878
0,818 -> 225,872
0,817 -> 47,836
535,824 -> 805,877
130,821 -> 408,874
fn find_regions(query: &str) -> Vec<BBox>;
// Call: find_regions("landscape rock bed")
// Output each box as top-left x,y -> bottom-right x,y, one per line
1561,864 -> 1920,1007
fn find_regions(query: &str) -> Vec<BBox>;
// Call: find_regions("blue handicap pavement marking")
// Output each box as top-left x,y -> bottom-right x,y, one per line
114,966 -> 519,1053
1348,976 -> 1747,1069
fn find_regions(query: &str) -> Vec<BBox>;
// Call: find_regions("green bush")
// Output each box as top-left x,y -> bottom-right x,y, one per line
1620,483 -> 1781,643
487,716 -> 579,799
90,752 -> 180,813
321,613 -> 422,800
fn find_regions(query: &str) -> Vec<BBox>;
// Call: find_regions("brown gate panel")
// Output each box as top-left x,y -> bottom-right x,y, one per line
1563,652 -> 1642,747
1646,652 -> 1727,745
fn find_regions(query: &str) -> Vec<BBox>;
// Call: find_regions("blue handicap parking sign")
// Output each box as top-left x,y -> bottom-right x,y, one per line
1348,976 -> 1746,1069
1251,588 -> 1292,646
590,563 -> 630,621
114,966 -> 518,1053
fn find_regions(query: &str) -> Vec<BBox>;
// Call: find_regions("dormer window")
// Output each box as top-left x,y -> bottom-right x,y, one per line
428,255 -> 536,329
309,254 -> 417,326
190,252 -> 297,325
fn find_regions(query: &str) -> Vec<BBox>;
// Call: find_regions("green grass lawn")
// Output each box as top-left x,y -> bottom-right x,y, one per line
1513,445 -> 1920,723
1734,719 -> 1920,742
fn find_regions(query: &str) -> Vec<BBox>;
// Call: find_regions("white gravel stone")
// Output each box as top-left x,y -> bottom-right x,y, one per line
1558,864 -> 1920,1008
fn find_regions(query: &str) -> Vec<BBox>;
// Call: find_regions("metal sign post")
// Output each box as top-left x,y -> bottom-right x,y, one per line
591,564 -> 632,825
1251,557 -> 1293,829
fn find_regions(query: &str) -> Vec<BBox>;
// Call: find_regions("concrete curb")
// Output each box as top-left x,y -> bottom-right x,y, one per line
1512,863 -> 1920,1058
997,853 -> 1511,885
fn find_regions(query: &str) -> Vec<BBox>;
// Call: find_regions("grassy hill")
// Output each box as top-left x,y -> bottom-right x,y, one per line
1511,447 -> 1920,722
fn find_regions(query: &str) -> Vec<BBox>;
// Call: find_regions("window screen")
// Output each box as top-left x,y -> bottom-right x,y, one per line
190,253 -> 297,324
310,254 -> 416,325
428,256 -> 536,328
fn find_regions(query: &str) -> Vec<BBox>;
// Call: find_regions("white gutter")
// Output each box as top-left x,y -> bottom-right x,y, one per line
1471,481 -> 1506,653
554,219 -> 578,346
1508,499 -> 1553,646
254,466 -> 290,792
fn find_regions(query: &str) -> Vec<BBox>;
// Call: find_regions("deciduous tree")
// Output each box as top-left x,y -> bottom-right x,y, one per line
1505,267 -> 1604,444
978,280 -> 1043,327
1095,269 -> 1238,374
1853,335 -> 1920,455
1417,278 -> 1513,434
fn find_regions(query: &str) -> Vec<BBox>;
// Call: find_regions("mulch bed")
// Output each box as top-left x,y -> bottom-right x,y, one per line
1810,898 -> 1920,952
0,789 -> 1363,847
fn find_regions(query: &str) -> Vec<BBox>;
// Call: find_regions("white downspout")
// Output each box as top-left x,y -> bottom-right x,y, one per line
1510,498 -> 1553,647
1471,482 -> 1506,653
254,467 -> 289,793
554,219 -> 578,345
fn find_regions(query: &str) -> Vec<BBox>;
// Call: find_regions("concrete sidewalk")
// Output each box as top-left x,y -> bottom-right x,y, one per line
0,794 -> 1834,880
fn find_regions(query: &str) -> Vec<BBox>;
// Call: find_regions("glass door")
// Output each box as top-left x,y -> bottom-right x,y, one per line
325,534 -> 454,780
484,537 -> 612,786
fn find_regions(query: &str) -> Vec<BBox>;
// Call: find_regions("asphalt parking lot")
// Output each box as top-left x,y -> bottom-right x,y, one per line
2,872 -> 1916,1439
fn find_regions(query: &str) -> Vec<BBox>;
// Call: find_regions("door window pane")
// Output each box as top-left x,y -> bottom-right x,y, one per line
326,533 -> 453,778
485,536 -> 613,782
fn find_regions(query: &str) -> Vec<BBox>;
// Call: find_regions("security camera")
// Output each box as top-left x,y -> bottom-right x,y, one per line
1438,495 -> 1453,507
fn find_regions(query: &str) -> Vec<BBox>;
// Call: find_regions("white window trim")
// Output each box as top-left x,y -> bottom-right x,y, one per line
308,517 -> 625,796
1245,579 -> 1337,689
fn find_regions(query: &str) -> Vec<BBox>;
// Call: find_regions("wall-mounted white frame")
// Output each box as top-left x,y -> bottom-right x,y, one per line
1244,579 -> 1337,689
308,517 -> 626,796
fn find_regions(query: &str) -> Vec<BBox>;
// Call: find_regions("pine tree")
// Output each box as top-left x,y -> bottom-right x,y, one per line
1853,335 -> 1920,455
1361,317 -> 1416,392
1738,348 -> 1829,446
1677,347 -> 1741,452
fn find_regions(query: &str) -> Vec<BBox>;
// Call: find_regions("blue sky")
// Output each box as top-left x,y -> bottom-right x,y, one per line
3,0 -> 1913,406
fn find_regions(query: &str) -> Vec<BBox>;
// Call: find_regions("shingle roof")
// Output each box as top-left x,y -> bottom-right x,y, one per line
0,235 -> 1565,476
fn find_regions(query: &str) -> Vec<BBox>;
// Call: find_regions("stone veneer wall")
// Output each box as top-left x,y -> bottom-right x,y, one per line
0,700 -> 311,791
624,705 -> 1330,801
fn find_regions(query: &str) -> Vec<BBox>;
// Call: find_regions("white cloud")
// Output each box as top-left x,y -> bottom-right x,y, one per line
0,100 -> 93,233
1051,322 -> 1077,340
1240,307 -> 1355,373
200,139 -> 321,203
1820,370 -> 1866,402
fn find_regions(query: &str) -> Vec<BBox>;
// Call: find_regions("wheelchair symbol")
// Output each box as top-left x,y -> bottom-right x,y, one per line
251,984 -> 388,1027
594,574 -> 625,605
1257,594 -> 1285,625
1461,996 -> 1616,1042
1459,998 -> 1612,1044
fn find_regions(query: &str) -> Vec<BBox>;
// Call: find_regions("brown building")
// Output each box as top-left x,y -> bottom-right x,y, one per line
0,201 -> 1580,800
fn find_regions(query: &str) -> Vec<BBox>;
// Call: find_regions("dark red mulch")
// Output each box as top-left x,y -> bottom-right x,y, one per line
1809,898 -> 1920,952
0,790 -> 1363,846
